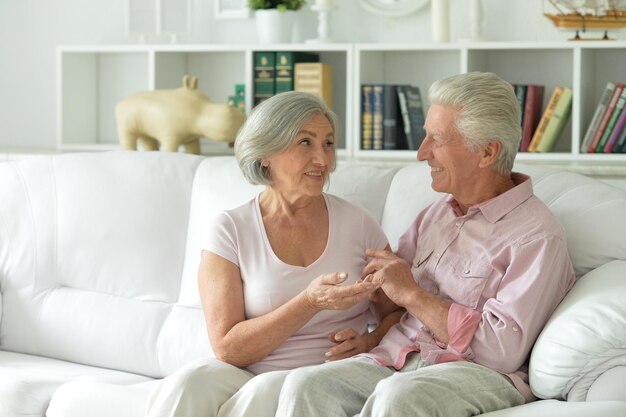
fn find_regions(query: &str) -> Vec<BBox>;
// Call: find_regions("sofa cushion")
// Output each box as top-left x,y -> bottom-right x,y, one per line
47,379 -> 157,417
529,260 -> 626,401
518,164 -> 626,278
0,151 -> 205,377
379,163 -> 443,250
0,351 -> 152,417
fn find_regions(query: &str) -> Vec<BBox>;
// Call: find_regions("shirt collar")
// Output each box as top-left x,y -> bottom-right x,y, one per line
446,173 -> 533,223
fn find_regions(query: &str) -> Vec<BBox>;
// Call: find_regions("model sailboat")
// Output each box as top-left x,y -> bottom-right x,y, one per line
544,0 -> 626,39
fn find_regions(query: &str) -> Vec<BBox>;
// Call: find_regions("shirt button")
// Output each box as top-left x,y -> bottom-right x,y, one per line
464,269 -> 470,274
512,326 -> 519,332
455,221 -> 462,227
435,252 -> 440,258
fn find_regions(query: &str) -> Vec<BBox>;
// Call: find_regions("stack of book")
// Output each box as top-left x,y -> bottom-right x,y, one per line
253,51 -> 332,107
360,84 -> 426,151
527,86 -> 573,153
580,81 -> 626,154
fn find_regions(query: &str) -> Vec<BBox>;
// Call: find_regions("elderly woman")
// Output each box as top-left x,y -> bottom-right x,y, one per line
146,91 -> 402,417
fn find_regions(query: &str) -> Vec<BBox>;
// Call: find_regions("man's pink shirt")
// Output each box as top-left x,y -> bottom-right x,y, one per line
362,173 -> 576,402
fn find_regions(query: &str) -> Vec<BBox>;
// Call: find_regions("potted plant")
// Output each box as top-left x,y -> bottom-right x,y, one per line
248,0 -> 307,43
248,0 -> 306,12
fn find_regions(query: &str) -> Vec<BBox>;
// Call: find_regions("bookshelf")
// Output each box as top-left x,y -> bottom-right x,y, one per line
58,41 -> 626,163
57,44 -> 351,156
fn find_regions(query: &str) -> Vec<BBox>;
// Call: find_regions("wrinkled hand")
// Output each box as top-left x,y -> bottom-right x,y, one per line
324,327 -> 373,361
363,249 -> 418,308
304,272 -> 380,312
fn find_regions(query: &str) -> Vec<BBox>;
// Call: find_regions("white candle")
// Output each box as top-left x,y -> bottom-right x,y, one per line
431,0 -> 450,42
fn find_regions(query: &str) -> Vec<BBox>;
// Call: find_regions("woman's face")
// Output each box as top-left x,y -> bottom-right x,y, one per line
265,113 -> 335,199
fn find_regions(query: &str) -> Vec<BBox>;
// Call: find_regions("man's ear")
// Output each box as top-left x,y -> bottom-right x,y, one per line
478,140 -> 502,169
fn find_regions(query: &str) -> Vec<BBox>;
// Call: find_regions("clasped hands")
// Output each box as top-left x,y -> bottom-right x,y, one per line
303,249 -> 416,361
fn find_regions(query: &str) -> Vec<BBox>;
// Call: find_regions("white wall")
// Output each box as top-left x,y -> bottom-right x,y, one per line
0,0 -> 624,150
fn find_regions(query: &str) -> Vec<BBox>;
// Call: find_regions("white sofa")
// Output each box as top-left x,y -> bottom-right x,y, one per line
1,151 -> 625,417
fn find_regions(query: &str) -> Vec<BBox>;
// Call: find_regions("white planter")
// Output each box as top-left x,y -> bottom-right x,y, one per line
255,9 -> 296,44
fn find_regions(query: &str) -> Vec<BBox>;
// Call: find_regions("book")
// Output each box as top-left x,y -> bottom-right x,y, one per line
253,52 -> 275,106
520,84 -> 545,152
382,85 -> 402,150
616,120 -> 626,153
587,82 -> 624,153
528,87 -> 564,152
598,88 -> 626,153
361,85 -> 374,150
515,84 -> 527,128
536,87 -> 573,153
275,52 -> 319,94
372,85 -> 384,150
581,81 -> 616,152
605,104 -> 626,153
397,85 -> 426,150
233,83 -> 245,111
294,62 -> 333,108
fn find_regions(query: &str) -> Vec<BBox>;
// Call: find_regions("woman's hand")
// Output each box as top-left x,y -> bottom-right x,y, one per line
303,272 -> 380,311
324,328 -> 375,361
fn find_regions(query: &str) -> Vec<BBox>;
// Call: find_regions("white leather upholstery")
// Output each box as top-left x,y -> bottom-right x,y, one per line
530,260 -> 626,401
1,151 -> 625,417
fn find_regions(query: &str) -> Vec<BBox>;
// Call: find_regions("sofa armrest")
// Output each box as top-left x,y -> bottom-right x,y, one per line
529,260 -> 626,401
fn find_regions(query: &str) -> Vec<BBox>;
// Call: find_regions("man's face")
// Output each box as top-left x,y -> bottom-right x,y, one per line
417,104 -> 482,198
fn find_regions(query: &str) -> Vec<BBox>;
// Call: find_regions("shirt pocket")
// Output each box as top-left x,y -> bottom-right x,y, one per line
437,256 -> 495,309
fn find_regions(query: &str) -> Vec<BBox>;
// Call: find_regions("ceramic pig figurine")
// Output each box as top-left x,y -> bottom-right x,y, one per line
115,75 -> 246,154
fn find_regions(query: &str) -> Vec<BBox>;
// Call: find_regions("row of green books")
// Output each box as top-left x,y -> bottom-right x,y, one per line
254,51 -> 318,105
581,81 -> 626,154
361,84 -> 426,151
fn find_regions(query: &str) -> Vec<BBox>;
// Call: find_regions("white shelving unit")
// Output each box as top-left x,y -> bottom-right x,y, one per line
58,41 -> 626,164
354,41 -> 626,163
57,43 -> 351,156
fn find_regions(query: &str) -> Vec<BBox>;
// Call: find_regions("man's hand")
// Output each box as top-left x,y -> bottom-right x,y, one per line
363,249 -> 419,308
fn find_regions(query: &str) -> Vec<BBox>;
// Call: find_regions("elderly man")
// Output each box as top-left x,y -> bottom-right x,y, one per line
275,72 -> 576,417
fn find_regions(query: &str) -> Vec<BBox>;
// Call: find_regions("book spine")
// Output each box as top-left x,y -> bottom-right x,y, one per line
581,81 -> 616,152
361,85 -> 373,150
294,63 -> 333,108
598,88 -> 626,153
536,87 -> 573,153
372,85 -> 384,150
254,52 -> 275,106
587,82 -> 624,153
520,85 -> 544,152
383,85 -> 399,150
616,120 -> 626,153
515,84 -> 527,129
404,86 -> 426,150
396,86 -> 415,150
275,52 -> 319,94
605,103 -> 626,153
528,87 -> 563,152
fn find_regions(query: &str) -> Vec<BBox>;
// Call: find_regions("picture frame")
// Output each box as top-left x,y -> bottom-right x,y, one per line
215,0 -> 252,20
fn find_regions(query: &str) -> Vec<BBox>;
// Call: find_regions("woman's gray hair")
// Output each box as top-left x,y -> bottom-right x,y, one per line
428,72 -> 521,175
235,91 -> 338,185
